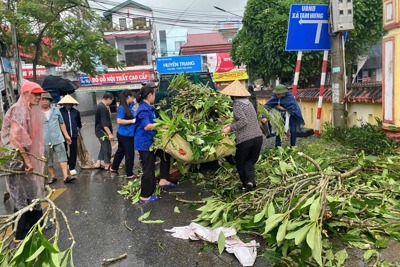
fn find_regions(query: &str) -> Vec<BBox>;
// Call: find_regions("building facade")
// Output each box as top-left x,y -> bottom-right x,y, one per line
158,28 -> 188,57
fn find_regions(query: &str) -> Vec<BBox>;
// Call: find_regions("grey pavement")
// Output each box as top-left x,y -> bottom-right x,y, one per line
0,114 -> 270,267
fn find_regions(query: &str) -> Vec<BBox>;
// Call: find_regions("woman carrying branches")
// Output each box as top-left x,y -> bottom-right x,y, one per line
221,80 -> 263,192
135,83 -> 176,203
0,81 -> 47,243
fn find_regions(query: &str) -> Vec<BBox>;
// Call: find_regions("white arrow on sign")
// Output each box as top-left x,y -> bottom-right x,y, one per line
299,19 -> 329,44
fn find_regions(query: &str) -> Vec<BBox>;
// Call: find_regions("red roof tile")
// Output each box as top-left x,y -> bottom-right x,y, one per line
180,32 -> 232,55
254,82 -> 382,104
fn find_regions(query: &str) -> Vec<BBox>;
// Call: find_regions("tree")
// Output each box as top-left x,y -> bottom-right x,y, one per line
0,0 -> 122,81
231,0 -> 384,87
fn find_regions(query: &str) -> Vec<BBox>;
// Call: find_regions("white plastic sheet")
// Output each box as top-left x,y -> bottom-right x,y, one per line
165,222 -> 259,266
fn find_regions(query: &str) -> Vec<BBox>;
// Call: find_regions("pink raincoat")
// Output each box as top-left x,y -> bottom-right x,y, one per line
1,81 -> 45,210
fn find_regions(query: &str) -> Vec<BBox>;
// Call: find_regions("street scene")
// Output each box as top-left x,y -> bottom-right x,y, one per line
1,0 -> 400,266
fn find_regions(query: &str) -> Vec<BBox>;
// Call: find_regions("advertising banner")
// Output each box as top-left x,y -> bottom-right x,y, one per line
22,67 -> 47,79
213,70 -> 248,82
207,52 -> 235,73
156,55 -> 202,74
79,71 -> 152,86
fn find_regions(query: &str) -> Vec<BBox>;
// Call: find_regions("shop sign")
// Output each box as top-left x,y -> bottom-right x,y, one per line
207,53 -> 235,73
156,55 -> 202,74
23,67 -> 47,79
80,71 -> 152,86
213,70 -> 248,82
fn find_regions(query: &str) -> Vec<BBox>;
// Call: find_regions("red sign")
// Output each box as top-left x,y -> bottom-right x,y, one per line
80,71 -> 152,86
207,53 -> 235,73
23,67 -> 47,79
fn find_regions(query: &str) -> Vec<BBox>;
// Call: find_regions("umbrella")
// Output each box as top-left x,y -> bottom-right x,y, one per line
41,75 -> 78,96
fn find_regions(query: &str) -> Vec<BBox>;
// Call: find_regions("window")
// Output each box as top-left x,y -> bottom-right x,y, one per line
132,17 -> 146,29
174,41 -> 185,52
119,18 -> 127,30
124,44 -> 147,50
125,51 -> 148,66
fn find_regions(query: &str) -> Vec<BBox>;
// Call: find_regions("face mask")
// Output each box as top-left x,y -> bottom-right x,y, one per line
64,104 -> 73,110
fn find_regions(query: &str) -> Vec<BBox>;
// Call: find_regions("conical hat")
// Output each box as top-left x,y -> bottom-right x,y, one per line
58,94 -> 79,105
220,80 -> 250,97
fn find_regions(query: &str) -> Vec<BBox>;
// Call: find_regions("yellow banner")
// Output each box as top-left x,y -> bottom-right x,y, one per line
213,70 -> 249,82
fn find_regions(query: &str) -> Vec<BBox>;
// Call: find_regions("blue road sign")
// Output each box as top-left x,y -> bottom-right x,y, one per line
286,4 -> 331,51
156,55 -> 203,74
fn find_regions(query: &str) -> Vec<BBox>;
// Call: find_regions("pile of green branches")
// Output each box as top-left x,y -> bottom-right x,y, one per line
154,83 -> 233,163
193,140 -> 400,266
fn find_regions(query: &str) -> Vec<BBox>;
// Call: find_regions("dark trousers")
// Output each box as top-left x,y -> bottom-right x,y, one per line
14,204 -> 42,240
64,136 -> 78,170
276,116 -> 298,147
111,133 -> 134,176
97,138 -> 112,164
235,136 -> 263,188
139,149 -> 171,198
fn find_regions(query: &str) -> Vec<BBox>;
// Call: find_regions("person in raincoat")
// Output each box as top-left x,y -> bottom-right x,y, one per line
221,80 -> 263,192
0,81 -> 47,242
263,84 -> 304,147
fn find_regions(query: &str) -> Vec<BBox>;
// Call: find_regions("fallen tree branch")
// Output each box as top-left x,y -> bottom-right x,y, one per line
102,253 -> 128,265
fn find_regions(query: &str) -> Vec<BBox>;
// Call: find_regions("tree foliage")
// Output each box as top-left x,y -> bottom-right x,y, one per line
0,0 -> 122,80
231,0 -> 384,87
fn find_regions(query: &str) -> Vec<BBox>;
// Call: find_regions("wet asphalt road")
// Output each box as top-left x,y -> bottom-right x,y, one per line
0,114 -> 270,267
2,114 -> 400,266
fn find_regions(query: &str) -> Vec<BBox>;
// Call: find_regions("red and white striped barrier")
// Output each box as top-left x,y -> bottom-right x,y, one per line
292,51 -> 302,97
315,50 -> 329,136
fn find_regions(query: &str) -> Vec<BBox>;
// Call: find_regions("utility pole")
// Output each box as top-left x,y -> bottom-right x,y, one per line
8,0 -> 23,94
329,0 -> 354,126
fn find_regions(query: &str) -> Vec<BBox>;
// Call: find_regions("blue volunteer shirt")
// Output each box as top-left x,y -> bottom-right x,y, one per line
134,101 -> 156,151
116,103 -> 136,137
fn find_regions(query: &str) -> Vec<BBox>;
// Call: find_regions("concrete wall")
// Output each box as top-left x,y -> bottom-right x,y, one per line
116,36 -> 153,64
257,96 -> 382,131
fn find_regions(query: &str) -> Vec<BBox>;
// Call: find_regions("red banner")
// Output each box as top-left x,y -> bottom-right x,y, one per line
80,71 -> 152,86
207,53 -> 235,73
23,67 -> 47,79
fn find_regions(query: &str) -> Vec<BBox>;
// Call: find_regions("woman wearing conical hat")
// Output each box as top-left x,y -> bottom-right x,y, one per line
221,80 -> 263,192
58,95 -> 81,176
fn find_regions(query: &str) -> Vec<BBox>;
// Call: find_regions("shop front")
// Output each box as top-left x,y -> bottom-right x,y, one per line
213,70 -> 249,90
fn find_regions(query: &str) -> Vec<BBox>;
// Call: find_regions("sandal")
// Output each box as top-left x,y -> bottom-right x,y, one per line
140,195 -> 160,203
63,176 -> 76,183
93,165 -> 105,170
126,173 -> 141,180
47,177 -> 57,184
159,182 -> 177,189
110,169 -> 119,175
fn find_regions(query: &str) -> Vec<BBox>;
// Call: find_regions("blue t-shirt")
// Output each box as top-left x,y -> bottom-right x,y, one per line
117,104 -> 135,137
134,102 -> 156,151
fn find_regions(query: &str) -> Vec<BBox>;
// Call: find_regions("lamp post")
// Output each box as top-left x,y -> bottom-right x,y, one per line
213,6 -> 243,19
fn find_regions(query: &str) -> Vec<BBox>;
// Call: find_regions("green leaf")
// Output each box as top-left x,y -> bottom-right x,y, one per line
174,206 -> 181,213
263,213 -> 285,235
138,211 -> 151,221
276,218 -> 289,244
363,249 -> 378,261
335,249 -> 348,267
254,208 -> 266,223
301,194 -> 316,209
217,231 -> 225,255
267,202 -> 276,217
295,223 -> 313,246
309,197 -> 321,222
306,223 -> 317,250
311,225 -> 323,266
25,245 -> 45,262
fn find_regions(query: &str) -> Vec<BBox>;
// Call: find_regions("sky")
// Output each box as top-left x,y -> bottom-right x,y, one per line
89,0 -> 246,33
